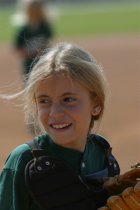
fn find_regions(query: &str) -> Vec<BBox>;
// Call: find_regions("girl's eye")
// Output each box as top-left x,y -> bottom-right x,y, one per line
38,98 -> 50,104
63,97 -> 76,103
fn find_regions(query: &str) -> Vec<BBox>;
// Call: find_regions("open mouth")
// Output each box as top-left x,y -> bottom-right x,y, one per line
50,123 -> 72,129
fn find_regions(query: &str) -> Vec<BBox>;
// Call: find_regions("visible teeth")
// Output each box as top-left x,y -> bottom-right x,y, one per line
52,123 -> 70,129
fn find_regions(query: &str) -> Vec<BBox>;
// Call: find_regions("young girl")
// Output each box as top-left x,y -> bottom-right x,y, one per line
14,0 -> 54,80
0,42 -> 120,210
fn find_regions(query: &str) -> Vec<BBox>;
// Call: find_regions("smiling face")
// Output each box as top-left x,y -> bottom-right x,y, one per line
35,73 -> 101,151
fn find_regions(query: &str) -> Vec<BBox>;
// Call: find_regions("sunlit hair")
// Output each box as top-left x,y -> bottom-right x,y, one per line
21,42 -> 107,133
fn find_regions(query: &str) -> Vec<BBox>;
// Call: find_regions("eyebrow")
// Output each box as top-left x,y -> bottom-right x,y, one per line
36,92 -> 79,99
36,95 -> 49,99
62,92 -> 79,96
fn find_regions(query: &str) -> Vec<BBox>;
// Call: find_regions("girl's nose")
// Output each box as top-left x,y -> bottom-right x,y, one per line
49,103 -> 64,118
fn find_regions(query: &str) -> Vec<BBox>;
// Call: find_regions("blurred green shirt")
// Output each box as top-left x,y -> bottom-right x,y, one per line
14,21 -> 53,76
0,133 -> 105,210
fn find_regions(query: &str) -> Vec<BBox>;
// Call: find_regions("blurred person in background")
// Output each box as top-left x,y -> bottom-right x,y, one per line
14,0 -> 54,82
14,0 -> 54,135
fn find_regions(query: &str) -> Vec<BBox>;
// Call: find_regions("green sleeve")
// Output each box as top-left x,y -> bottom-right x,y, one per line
0,144 -> 39,210
14,27 -> 26,49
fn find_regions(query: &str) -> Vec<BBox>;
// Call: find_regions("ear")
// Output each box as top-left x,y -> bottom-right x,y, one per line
91,96 -> 102,117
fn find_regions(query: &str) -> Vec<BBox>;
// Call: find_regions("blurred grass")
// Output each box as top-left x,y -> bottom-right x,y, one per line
56,3 -> 140,37
0,3 -> 140,43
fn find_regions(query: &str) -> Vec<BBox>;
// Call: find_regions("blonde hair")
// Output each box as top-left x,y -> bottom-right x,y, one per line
1,42 -> 107,134
21,42 -> 107,134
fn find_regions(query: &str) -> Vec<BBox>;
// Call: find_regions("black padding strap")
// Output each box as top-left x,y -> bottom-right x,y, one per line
27,139 -> 41,150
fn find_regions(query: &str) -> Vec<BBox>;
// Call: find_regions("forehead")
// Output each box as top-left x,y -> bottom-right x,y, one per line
35,73 -> 89,96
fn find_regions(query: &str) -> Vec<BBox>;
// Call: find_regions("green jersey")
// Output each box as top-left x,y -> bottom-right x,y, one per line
14,21 -> 53,75
0,133 -> 105,210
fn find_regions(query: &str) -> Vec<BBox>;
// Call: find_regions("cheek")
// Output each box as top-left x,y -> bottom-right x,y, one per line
37,108 -> 48,126
71,103 -> 92,123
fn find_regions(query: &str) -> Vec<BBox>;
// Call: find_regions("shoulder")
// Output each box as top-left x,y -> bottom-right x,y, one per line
88,134 -> 111,150
41,20 -> 51,27
35,132 -> 52,149
16,25 -> 28,35
15,25 -> 28,44
40,21 -> 53,33
93,134 -> 111,149
3,143 -> 32,172
91,134 -> 120,176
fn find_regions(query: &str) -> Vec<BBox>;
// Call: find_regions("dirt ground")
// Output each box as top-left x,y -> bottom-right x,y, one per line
0,34 -> 140,173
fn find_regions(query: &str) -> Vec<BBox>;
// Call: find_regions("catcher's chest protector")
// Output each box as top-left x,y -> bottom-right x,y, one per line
25,135 -> 120,210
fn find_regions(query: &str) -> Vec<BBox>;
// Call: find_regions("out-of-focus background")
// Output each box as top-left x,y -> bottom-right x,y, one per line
0,0 -> 140,172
